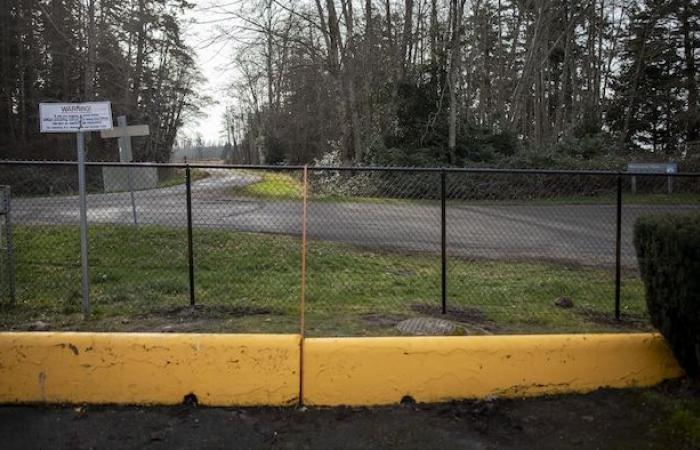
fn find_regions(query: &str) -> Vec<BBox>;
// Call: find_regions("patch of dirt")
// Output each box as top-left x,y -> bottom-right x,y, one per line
152,320 -> 212,332
361,313 -> 408,328
1,380 -> 697,449
576,308 -> 653,330
411,302 -> 500,334
146,304 -> 275,320
82,304 -> 284,333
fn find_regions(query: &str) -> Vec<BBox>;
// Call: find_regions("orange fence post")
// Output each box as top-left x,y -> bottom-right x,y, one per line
299,165 -> 308,404
300,165 -> 308,335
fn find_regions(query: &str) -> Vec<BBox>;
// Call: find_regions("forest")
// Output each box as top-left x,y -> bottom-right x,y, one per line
0,0 -> 203,161
221,0 -> 699,169
1,0 -> 699,169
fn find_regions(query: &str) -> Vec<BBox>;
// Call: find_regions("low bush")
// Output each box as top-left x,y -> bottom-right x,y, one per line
634,214 -> 700,376
0,165 -> 104,196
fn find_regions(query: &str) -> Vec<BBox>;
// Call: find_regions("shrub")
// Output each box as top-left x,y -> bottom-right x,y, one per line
634,214 -> 700,376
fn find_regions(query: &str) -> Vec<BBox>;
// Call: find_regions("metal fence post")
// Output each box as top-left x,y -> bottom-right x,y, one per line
615,174 -> 622,321
4,186 -> 15,305
77,131 -> 90,318
441,169 -> 447,314
186,165 -> 196,306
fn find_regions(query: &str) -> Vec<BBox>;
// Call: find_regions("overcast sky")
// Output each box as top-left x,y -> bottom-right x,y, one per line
182,2 -> 235,144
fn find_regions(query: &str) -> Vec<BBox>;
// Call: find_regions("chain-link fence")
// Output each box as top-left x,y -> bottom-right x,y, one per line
0,185 -> 15,307
1,160 -> 698,336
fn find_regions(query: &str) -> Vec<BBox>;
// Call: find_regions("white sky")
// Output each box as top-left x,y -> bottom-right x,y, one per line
181,2 -> 237,144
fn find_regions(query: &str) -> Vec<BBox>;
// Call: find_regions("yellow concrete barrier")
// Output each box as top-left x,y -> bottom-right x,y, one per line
0,332 -> 683,407
0,333 -> 300,406
302,333 -> 684,406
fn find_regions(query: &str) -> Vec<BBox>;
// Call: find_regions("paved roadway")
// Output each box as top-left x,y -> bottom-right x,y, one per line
12,169 -> 700,267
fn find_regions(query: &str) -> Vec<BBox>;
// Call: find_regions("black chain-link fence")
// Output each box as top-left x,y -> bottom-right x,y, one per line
0,185 -> 15,307
1,160 -> 698,336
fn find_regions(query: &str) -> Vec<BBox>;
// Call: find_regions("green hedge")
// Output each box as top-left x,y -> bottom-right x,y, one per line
634,214 -> 700,376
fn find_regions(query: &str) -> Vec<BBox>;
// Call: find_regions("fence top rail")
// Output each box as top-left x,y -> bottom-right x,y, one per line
1,159 -> 699,177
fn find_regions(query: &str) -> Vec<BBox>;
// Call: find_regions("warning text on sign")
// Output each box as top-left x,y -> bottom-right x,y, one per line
40,102 -> 113,133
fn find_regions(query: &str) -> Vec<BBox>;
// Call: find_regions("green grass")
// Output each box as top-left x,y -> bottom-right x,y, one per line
230,170 -> 431,205
535,192 -> 700,205
639,385 -> 700,448
232,171 -> 303,199
230,170 -> 699,206
1,225 -> 650,336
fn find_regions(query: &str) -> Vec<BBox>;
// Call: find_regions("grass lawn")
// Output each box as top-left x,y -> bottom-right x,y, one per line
639,383 -> 700,448
231,170 -> 303,199
229,170 -> 442,205
536,191 -> 700,205
1,225 -> 650,336
228,169 -> 700,206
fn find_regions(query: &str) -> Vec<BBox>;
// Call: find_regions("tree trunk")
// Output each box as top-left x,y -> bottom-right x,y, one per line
621,23 -> 653,144
265,0 -> 274,109
430,0 -> 437,64
400,0 -> 414,78
325,0 -> 341,73
343,0 -> 363,163
682,0 -> 698,149
83,0 -> 96,100
132,0 -> 147,110
448,0 -> 465,163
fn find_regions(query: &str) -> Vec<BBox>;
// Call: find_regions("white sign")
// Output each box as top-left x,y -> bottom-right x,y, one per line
40,102 -> 113,133
627,162 -> 678,174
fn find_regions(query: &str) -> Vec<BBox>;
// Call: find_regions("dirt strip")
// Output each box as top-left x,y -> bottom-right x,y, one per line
1,381 -> 698,449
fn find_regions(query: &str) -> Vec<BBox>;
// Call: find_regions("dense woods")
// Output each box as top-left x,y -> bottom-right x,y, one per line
0,0 -> 203,161
219,0 -> 700,168
0,0 -> 698,168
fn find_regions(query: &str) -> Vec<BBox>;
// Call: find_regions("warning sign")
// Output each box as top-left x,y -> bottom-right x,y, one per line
39,102 -> 113,133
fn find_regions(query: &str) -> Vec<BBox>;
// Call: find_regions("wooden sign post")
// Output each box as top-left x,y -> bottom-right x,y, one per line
100,116 -> 149,227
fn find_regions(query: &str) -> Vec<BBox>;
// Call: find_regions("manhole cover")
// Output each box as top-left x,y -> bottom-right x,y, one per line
396,317 -> 456,336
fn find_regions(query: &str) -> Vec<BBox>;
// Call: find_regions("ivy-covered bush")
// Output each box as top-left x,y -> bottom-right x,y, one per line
634,214 -> 700,376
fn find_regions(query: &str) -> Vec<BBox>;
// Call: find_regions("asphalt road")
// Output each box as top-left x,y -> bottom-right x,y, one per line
12,169 -> 699,267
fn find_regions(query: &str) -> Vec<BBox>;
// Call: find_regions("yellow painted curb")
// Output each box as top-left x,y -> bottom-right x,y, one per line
302,333 -> 684,406
0,332 -> 684,407
0,333 -> 301,406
